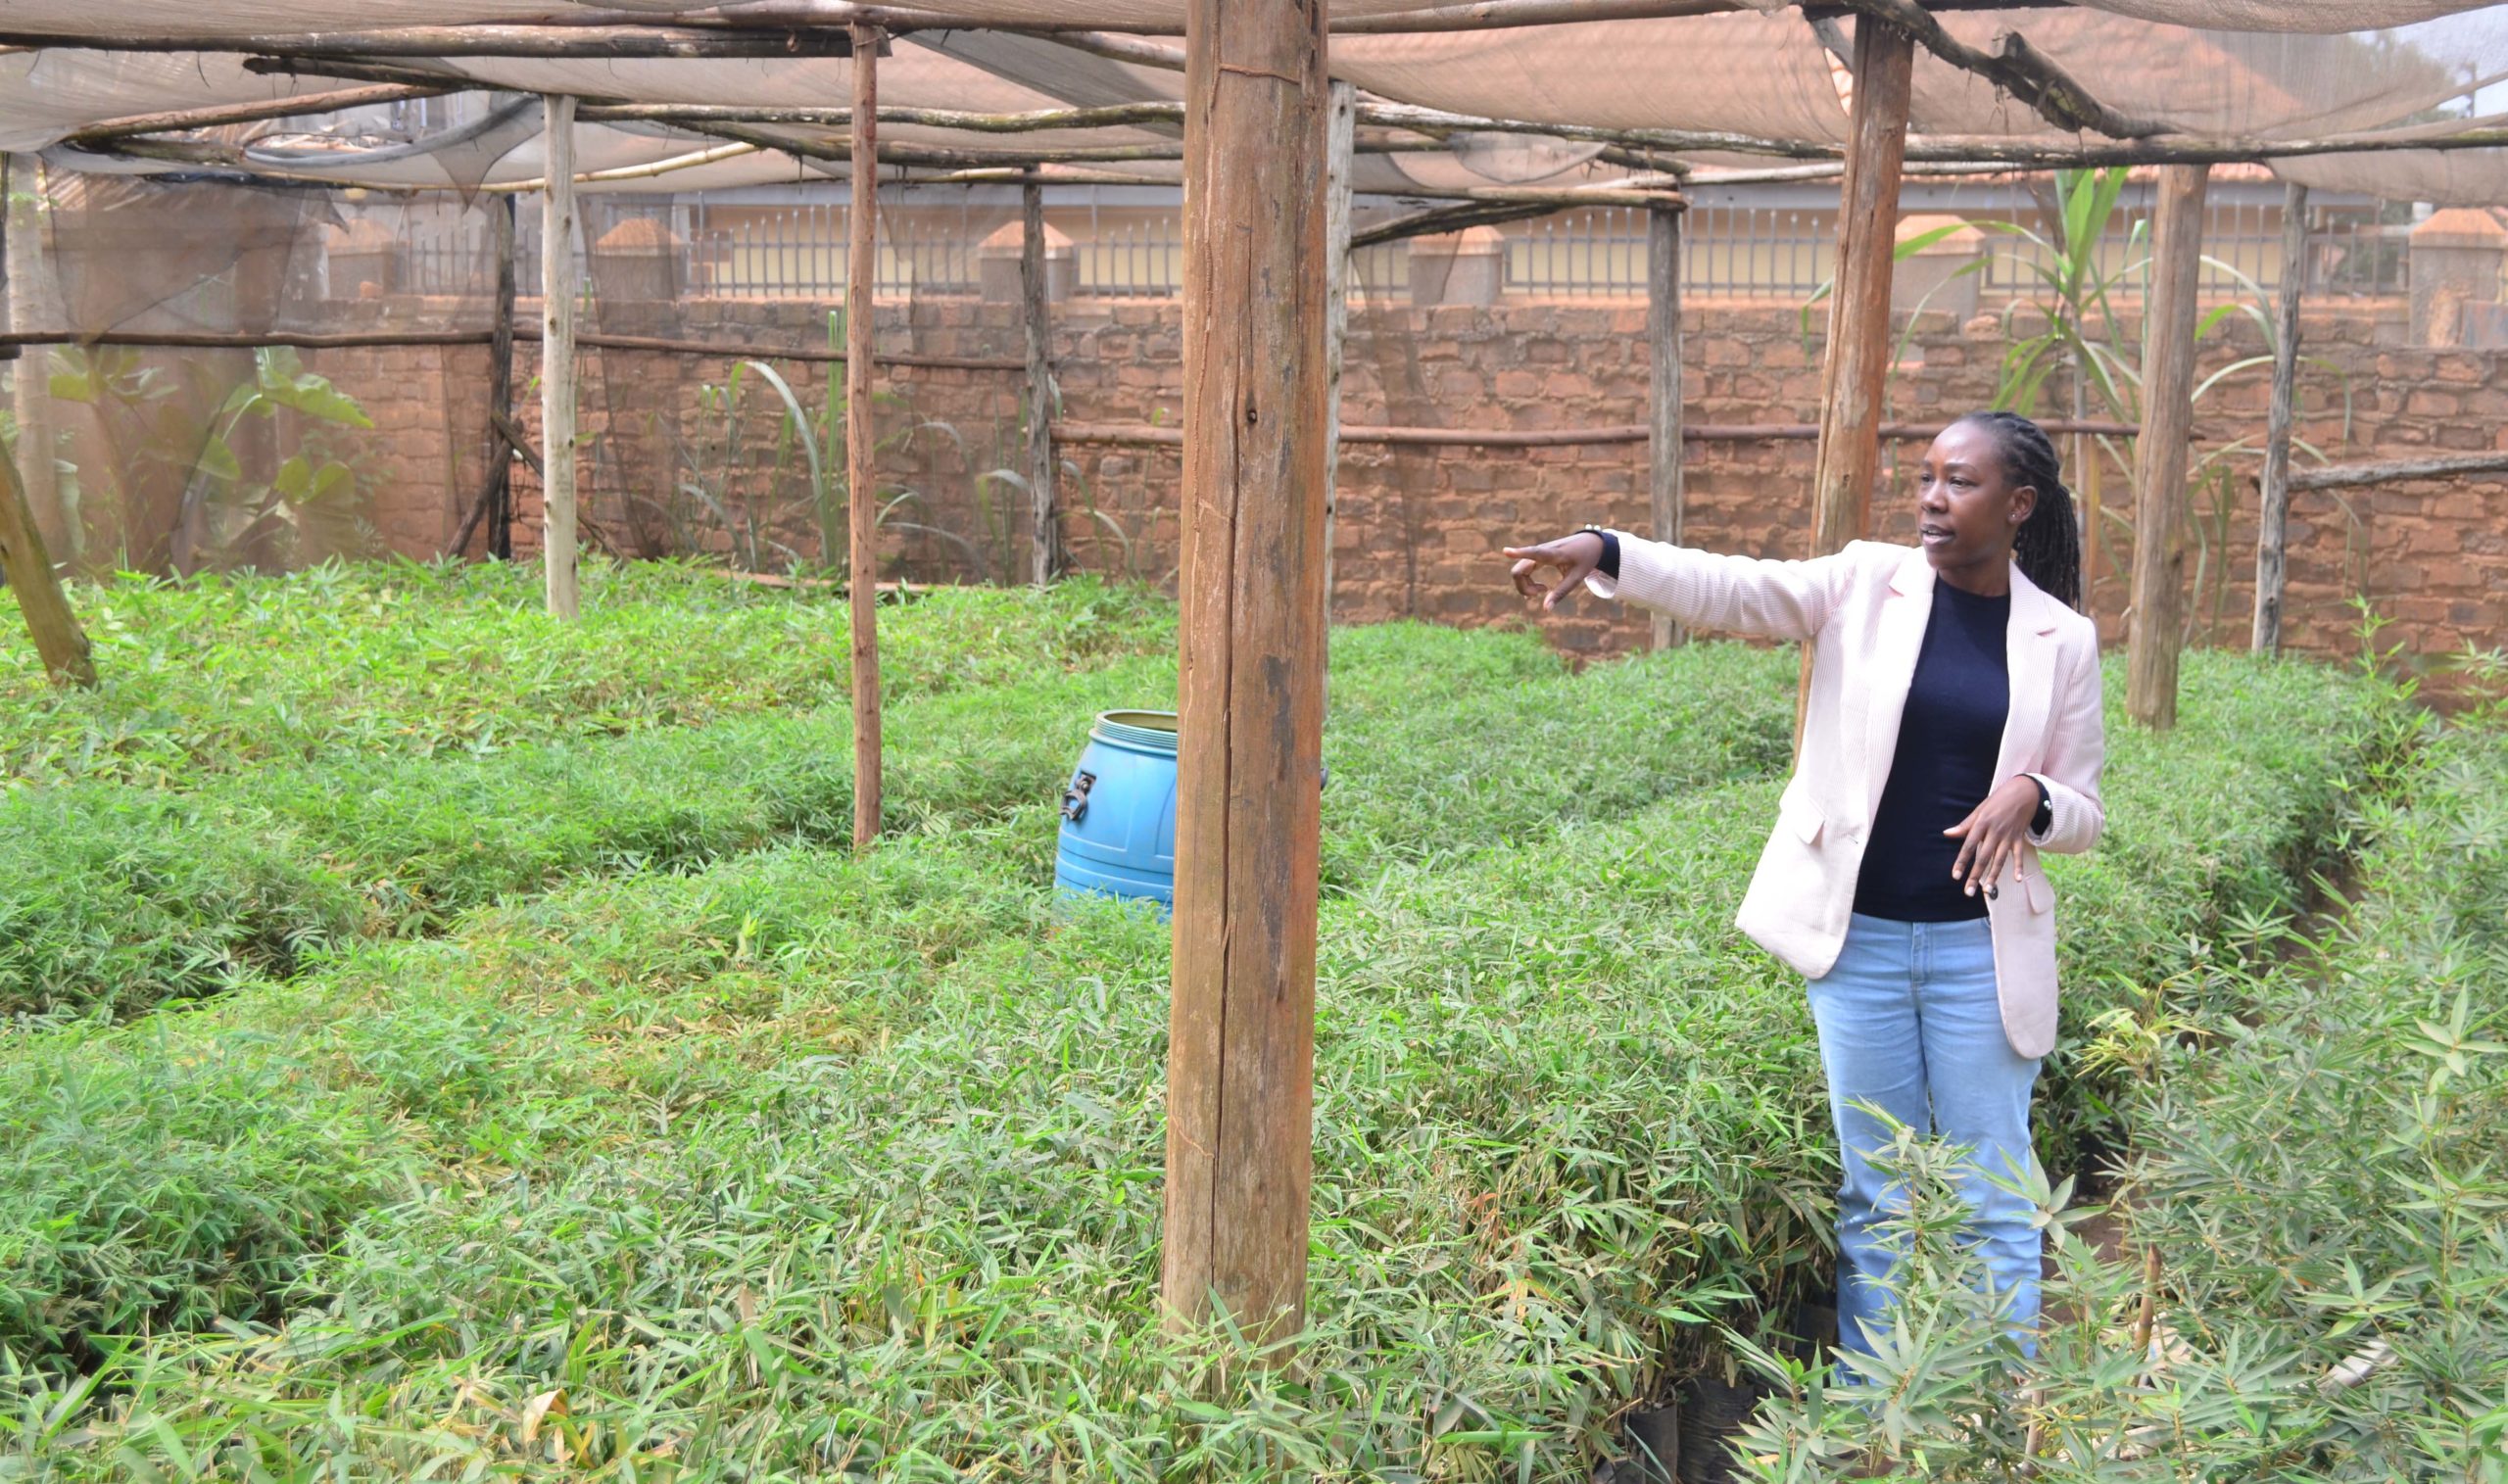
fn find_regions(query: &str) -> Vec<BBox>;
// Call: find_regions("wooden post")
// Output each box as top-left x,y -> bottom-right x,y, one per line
847,24 -> 885,849
1647,202 -> 1686,649
0,444 -> 93,687
6,154 -> 69,560
1163,0 -> 1329,1350
2252,180 -> 2305,655
2125,164 -> 2209,729
0,152 -> 91,682
1322,77 -> 1356,624
539,93 -> 581,619
1800,16 -> 1914,734
1021,177 -> 1057,587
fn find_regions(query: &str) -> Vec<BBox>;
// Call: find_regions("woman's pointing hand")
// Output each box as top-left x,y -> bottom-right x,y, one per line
1502,531 -> 1606,612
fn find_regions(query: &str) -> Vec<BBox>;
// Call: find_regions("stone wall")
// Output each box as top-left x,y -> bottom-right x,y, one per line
310,291 -> 2507,683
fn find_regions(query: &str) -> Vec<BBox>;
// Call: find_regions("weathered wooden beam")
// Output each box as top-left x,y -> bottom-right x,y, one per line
2125,164 -> 2210,730
1054,417 -> 2139,449
1021,178 -> 1057,588
239,56 -> 467,88
1803,17 -> 1913,744
578,101 -> 1185,132
1350,180 -> 1685,251
1163,0 -> 1328,1354
1809,20 -> 1914,556
1323,78 -> 1357,627
0,324 -> 1021,371
63,82 -> 455,147
556,328 -> 1021,371
2285,450 -> 2508,493
4,156 -> 69,561
1332,0 -> 1741,30
1042,31 -> 1189,70
1,24 -> 857,57
847,25 -> 884,852
662,119 -> 1182,170
0,444 -> 93,688
539,92 -> 581,621
1648,203 -> 1685,650
2252,180 -> 2305,655
0,327 -> 494,350
1827,0 -> 2164,139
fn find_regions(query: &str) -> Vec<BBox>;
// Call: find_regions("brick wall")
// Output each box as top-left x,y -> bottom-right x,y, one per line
309,292 -> 2507,682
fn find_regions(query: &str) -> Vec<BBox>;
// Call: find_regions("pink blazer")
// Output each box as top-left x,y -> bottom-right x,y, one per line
1590,536 -> 2107,1059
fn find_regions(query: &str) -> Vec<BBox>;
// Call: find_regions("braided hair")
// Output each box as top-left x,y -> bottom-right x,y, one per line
1954,410 -> 2084,611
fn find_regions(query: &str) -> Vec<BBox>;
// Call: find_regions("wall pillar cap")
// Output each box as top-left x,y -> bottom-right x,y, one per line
2410,208 -> 2508,252
979,219 -> 1074,258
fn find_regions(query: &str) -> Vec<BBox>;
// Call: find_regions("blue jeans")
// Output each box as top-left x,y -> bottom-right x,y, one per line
1807,913 -> 2043,1362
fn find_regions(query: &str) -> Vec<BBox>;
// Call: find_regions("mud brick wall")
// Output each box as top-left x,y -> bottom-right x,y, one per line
310,292 -> 2505,683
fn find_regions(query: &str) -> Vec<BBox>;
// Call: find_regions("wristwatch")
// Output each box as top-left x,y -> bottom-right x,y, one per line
2029,776 -> 2053,837
1577,525 -> 1620,580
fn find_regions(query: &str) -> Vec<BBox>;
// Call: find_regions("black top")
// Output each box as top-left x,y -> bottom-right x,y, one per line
1852,579 -> 2010,923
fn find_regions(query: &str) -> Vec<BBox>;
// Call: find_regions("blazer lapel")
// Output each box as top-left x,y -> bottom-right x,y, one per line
1996,561 -> 2061,784
1862,550 -> 1935,825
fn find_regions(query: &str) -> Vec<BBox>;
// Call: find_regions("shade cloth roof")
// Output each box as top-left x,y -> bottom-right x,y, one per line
4,2 -> 2504,203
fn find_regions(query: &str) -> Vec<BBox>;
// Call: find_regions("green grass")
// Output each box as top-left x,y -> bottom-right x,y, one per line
1,560 -> 1176,791
2,616 -> 1798,1020
0,567 -> 2402,1479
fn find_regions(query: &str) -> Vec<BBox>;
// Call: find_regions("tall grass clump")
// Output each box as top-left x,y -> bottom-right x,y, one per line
1,561 -> 1174,790
0,788 -> 362,1018
3,619 -> 1797,1018
0,1011 -> 415,1374
0,648 -> 2397,1479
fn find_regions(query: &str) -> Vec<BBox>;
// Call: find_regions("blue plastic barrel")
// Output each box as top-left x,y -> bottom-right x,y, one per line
1054,710 -> 1180,911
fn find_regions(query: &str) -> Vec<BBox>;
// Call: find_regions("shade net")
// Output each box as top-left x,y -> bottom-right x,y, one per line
4,166 -> 506,574
573,187 -> 1031,586
2,3 -> 2502,589
2,6 -> 2502,200
2,154 -> 1031,585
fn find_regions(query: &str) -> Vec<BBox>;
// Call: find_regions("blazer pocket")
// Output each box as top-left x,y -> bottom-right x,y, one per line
1777,787 -> 1825,845
2021,867 -> 2053,914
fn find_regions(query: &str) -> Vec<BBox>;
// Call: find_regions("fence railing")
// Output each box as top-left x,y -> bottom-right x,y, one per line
376,197 -> 2411,305
1978,201 -> 2408,299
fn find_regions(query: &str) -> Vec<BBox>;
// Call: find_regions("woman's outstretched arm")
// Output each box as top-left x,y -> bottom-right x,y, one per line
1503,529 -> 1860,643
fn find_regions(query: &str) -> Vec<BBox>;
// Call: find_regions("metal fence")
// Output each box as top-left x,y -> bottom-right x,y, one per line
1978,199 -> 2408,299
376,194 -> 2411,305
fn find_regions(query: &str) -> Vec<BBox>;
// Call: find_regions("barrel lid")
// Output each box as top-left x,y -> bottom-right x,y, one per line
1091,709 -> 1180,754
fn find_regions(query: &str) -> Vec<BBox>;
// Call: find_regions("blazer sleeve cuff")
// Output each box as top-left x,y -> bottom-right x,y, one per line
2024,771 -> 2100,854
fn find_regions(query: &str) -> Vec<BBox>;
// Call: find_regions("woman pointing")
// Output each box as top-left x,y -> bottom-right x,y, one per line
1503,409 -> 2107,1363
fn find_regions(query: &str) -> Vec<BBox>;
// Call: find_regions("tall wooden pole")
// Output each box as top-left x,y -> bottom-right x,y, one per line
1322,77 -> 1357,624
847,24 -> 885,848
6,155 -> 69,560
0,116 -> 88,682
1800,17 -> 1914,735
2125,164 -> 2209,729
1163,0 -> 1329,1350
2251,180 -> 2305,655
0,444 -> 93,687
539,93 -> 581,619
1647,202 -> 1686,650
1021,177 -> 1058,587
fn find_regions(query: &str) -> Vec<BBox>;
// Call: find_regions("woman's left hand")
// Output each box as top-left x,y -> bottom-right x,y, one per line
1944,776 -> 2043,899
